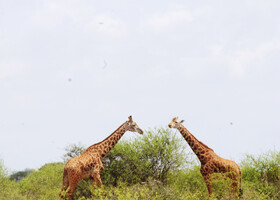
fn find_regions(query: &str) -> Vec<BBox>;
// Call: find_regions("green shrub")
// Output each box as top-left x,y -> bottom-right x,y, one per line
0,160 -> 24,200
211,173 -> 237,200
19,162 -> 64,200
102,128 -> 189,185
167,166 -> 208,199
240,150 -> 280,199
0,160 -> 11,199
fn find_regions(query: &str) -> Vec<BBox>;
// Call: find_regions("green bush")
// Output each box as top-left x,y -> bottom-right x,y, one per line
240,150 -> 280,199
0,160 -> 23,200
167,166 -> 208,199
0,160 -> 11,199
102,128 -> 189,185
19,162 -> 64,200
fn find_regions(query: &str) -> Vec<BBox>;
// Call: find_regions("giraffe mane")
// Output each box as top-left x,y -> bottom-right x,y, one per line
181,125 -> 214,152
88,121 -> 127,149
197,140 -> 214,152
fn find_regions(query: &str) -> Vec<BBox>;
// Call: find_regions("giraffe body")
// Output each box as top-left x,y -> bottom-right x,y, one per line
60,116 -> 143,200
168,117 -> 241,197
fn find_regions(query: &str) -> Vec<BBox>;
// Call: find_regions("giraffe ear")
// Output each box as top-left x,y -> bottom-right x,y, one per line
128,115 -> 133,121
180,120 -> 185,123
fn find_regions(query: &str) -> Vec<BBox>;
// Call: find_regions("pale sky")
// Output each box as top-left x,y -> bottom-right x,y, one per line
1,0 -> 279,172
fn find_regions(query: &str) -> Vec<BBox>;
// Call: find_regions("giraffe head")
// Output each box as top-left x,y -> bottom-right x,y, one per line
125,116 -> 144,134
168,117 -> 185,129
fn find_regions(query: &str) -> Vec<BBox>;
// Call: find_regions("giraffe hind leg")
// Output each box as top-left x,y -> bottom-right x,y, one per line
66,180 -> 79,200
64,169 -> 80,200
60,170 -> 69,199
91,171 -> 105,199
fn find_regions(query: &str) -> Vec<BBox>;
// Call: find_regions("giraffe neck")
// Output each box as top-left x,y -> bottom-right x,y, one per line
95,122 -> 127,157
178,124 -> 213,165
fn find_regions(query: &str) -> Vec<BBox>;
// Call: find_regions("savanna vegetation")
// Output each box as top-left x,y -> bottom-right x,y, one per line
1,128 -> 279,200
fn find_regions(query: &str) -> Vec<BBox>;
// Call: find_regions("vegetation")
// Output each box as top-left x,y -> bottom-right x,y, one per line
240,150 -> 280,199
9,169 -> 34,182
0,128 -> 279,199
102,128 -> 190,185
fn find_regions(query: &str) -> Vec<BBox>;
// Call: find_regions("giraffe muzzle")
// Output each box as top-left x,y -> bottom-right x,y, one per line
138,128 -> 144,134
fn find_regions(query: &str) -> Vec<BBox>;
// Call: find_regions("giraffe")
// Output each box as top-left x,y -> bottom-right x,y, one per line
59,116 -> 143,200
168,117 -> 242,197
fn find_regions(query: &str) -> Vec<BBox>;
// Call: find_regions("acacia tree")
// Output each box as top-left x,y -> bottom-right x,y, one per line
102,127 -> 190,185
62,143 -> 86,162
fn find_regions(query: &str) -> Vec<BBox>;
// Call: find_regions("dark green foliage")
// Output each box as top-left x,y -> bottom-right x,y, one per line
9,169 -> 34,181
102,139 -> 143,185
72,179 -> 93,200
139,128 -> 190,182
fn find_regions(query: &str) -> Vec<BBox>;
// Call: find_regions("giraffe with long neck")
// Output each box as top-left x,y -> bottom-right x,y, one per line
168,117 -> 241,197
60,116 -> 143,200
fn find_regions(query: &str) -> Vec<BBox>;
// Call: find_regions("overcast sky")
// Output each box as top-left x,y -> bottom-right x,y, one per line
1,0 -> 279,172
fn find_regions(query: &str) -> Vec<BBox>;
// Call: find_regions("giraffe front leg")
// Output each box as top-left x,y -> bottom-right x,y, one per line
230,178 -> 240,199
92,160 -> 105,199
91,170 -> 105,199
200,163 -> 215,198
92,159 -> 104,187
203,175 -> 213,197
92,171 -> 103,187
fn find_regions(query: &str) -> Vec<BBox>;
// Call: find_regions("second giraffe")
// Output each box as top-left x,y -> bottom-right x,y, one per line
168,117 -> 242,197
